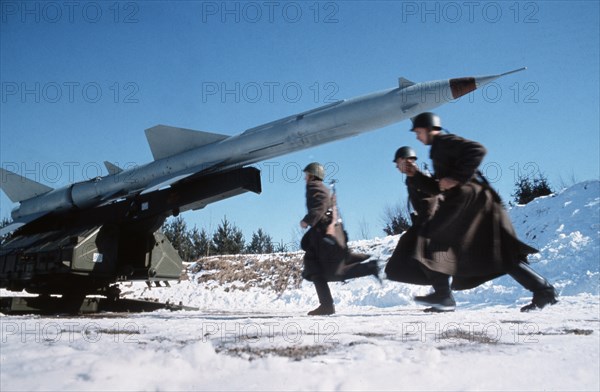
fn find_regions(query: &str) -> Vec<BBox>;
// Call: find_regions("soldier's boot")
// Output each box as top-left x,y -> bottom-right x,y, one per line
509,262 -> 557,312
308,279 -> 335,316
414,272 -> 456,312
307,303 -> 335,316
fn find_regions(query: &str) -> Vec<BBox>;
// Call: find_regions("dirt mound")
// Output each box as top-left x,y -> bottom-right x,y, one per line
187,252 -> 305,294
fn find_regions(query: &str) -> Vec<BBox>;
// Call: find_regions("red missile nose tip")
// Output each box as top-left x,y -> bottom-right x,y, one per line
449,77 -> 477,99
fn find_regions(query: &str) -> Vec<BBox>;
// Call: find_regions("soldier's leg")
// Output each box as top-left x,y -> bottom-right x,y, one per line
384,228 -> 431,284
339,258 -> 380,281
413,269 -> 456,311
508,261 -> 557,312
431,271 -> 451,294
308,278 -> 335,315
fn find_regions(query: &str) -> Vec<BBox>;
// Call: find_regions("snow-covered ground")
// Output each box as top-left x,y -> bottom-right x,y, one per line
1,181 -> 599,391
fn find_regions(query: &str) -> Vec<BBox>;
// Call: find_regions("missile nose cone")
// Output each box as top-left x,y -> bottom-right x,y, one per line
449,67 -> 527,99
449,77 -> 477,99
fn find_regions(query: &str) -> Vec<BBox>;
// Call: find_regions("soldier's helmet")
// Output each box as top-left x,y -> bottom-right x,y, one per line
393,146 -> 417,162
410,112 -> 442,131
303,162 -> 325,181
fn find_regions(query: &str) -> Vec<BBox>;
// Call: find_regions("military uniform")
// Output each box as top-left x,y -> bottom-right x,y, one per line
301,179 -> 336,281
404,130 -> 556,311
407,133 -> 534,289
384,175 -> 440,285
301,177 -> 378,315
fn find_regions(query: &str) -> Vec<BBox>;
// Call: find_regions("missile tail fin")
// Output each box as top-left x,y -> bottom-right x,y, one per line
145,125 -> 230,160
104,161 -> 123,175
0,168 -> 53,203
398,77 -> 415,89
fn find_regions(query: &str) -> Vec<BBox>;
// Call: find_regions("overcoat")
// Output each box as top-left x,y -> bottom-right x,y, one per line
300,180 -> 369,282
384,176 -> 439,285
409,133 -> 538,290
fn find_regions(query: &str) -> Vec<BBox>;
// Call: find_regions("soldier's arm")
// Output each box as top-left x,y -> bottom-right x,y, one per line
302,183 -> 330,227
410,171 -> 442,195
446,135 -> 487,183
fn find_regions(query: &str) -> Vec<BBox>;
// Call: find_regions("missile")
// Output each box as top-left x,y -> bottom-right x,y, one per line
1,68 -> 526,236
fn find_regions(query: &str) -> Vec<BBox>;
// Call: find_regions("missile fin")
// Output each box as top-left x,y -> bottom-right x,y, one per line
0,168 -> 53,203
398,77 -> 416,89
145,125 -> 229,160
104,161 -> 123,175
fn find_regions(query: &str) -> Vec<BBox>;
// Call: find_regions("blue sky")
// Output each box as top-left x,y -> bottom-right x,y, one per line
1,1 -> 599,247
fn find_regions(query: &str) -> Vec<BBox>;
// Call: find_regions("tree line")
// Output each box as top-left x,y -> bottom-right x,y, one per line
161,216 -> 288,260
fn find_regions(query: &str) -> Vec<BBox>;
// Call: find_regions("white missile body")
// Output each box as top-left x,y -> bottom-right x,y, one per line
1,68 -> 526,234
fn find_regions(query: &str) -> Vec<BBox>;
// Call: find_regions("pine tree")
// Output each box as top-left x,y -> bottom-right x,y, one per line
382,204 -> 411,235
246,228 -> 274,254
189,226 -> 212,259
162,216 -> 193,260
512,173 -> 553,205
273,240 -> 288,253
210,216 -> 245,255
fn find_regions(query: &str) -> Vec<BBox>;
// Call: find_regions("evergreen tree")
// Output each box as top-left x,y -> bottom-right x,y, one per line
189,226 -> 212,259
162,216 -> 193,260
246,228 -> 274,254
512,173 -> 553,205
273,240 -> 289,253
382,204 -> 411,235
210,216 -> 245,255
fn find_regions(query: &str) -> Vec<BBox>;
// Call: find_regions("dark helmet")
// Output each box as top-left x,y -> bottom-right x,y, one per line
410,112 -> 442,131
303,162 -> 325,180
393,146 -> 417,162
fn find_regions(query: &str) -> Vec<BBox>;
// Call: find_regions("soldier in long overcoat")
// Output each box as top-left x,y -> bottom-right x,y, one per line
300,162 -> 379,316
402,113 -> 557,312
385,146 -> 456,311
